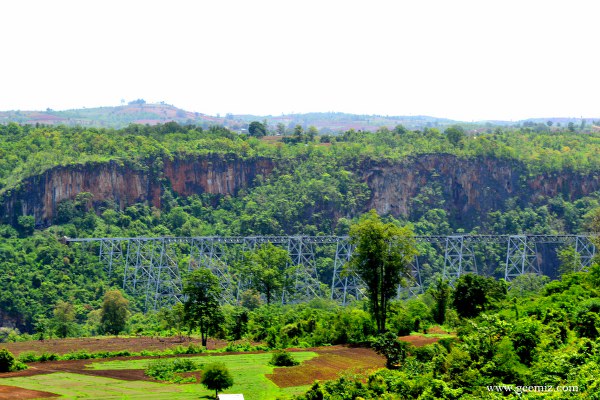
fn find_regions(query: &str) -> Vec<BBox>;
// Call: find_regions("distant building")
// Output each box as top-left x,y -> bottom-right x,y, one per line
218,395 -> 244,400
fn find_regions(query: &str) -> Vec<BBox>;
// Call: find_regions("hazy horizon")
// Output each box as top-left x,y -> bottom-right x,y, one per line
1,102 -> 598,124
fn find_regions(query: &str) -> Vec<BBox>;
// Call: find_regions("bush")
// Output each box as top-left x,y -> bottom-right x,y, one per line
391,310 -> 413,336
145,358 -> 199,382
17,351 -> 38,363
145,359 -> 176,381
270,350 -> 299,367
185,343 -> 203,354
38,352 -> 59,362
0,348 -> 26,372
172,358 -> 199,372
62,350 -> 93,360
371,332 -> 411,369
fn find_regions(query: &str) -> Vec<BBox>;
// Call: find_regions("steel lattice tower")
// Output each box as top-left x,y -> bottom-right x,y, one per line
442,235 -> 477,284
504,235 -> 540,281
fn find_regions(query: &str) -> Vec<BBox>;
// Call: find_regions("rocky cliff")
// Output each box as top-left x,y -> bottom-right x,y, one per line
0,155 -> 275,226
362,154 -> 600,226
2,153 -> 599,228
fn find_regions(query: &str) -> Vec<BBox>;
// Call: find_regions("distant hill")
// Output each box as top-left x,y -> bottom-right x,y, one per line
234,112 -> 460,133
0,103 -> 224,129
0,104 -> 460,131
1,102 -> 598,132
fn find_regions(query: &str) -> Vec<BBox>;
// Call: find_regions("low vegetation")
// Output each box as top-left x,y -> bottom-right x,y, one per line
0,348 -> 25,372
270,350 -> 299,367
145,358 -> 200,383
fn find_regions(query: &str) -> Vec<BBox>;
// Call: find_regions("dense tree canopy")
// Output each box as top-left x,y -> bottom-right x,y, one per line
100,289 -> 130,335
248,121 -> 267,137
243,243 -> 292,305
452,274 -> 507,319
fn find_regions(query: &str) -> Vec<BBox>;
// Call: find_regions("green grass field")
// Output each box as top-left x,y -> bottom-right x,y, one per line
0,352 -> 318,399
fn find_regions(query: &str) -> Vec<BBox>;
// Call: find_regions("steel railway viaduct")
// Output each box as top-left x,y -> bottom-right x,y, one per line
67,234 -> 596,311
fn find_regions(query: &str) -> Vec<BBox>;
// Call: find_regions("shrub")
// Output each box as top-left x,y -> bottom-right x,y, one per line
145,357 -> 199,382
371,332 -> 411,369
0,348 -> 26,372
185,343 -> 204,354
18,351 -> 38,363
145,359 -> 176,381
38,352 -> 58,362
172,358 -> 199,372
224,340 -> 262,352
0,349 -> 15,372
62,350 -> 92,360
269,350 -> 299,367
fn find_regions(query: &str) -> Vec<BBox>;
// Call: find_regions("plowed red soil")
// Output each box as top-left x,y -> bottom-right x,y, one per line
398,334 -> 441,347
1,345 -> 385,387
267,346 -> 386,387
2,336 -> 227,357
0,385 -> 57,399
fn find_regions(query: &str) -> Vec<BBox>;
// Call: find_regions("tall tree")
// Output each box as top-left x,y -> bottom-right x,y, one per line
248,121 -> 267,137
276,122 -> 286,136
243,243 -> 292,305
53,300 -> 75,338
444,125 -> 465,147
429,276 -> 451,325
100,289 -> 130,335
183,268 -> 222,346
348,210 -> 417,333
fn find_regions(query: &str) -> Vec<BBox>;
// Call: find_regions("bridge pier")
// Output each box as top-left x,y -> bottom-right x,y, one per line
442,235 -> 477,285
504,235 -> 540,281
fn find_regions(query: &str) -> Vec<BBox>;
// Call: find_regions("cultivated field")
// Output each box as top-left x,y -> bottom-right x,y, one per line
0,343 -> 388,399
2,336 -> 228,357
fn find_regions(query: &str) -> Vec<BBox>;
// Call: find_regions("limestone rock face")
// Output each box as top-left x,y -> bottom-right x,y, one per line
0,155 -> 275,226
1,153 -> 599,228
362,154 -> 600,226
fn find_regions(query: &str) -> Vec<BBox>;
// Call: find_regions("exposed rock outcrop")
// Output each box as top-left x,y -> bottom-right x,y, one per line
0,155 -> 275,226
362,154 -> 600,226
2,153 -> 599,228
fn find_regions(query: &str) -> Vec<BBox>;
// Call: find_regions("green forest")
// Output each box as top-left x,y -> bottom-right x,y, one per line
2,121 -> 600,398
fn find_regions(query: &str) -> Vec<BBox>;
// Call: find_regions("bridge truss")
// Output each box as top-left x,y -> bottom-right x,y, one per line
68,234 -> 596,311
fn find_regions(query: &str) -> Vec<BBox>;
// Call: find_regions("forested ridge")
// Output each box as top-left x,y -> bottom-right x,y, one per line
2,121 -> 600,194
2,121 -> 600,397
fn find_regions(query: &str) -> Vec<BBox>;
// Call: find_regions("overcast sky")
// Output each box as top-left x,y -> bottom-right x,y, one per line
1,0 -> 598,121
